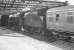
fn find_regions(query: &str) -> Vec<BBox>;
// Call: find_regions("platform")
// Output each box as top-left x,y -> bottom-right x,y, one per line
0,27 -> 73,50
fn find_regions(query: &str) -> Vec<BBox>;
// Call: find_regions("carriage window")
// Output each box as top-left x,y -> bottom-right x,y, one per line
67,16 -> 73,23
56,14 -> 59,22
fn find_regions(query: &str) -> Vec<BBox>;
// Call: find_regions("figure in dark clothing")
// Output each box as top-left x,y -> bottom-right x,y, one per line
1,15 -> 9,26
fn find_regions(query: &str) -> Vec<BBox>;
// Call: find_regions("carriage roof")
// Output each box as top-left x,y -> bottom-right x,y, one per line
47,5 -> 74,12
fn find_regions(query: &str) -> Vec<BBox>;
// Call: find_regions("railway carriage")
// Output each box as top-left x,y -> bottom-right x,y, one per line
46,5 -> 74,42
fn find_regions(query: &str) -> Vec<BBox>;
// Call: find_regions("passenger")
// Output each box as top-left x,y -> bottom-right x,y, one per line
16,13 -> 23,31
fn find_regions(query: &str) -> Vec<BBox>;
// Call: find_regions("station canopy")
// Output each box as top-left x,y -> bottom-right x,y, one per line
0,0 -> 68,14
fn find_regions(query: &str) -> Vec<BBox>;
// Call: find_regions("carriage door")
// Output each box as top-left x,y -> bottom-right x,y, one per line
55,13 -> 60,26
55,10 -> 65,27
46,11 -> 56,29
66,11 -> 74,31
56,14 -> 59,22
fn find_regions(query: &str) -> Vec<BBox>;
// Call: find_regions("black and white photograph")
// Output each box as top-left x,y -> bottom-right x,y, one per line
0,0 -> 74,50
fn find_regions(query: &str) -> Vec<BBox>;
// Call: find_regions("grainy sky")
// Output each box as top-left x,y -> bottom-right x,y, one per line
59,0 -> 74,5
